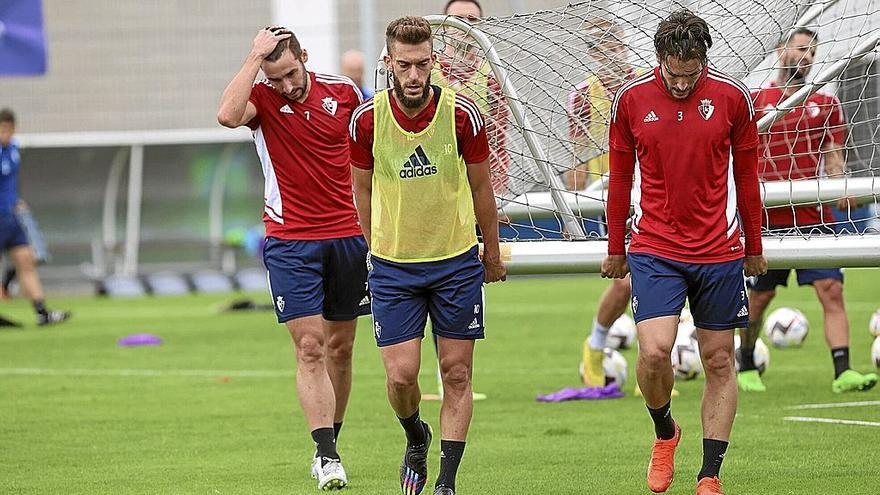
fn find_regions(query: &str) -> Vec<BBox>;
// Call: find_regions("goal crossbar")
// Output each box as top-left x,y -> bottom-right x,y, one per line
502,235 -> 880,275
501,177 -> 880,219
423,8 -> 880,271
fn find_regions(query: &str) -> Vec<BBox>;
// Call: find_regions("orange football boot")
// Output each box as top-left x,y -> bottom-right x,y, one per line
647,423 -> 681,493
695,476 -> 724,495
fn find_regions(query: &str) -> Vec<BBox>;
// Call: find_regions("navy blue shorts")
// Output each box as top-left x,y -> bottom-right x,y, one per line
749,268 -> 843,291
0,213 -> 29,251
368,245 -> 485,347
628,253 -> 749,331
263,236 -> 370,323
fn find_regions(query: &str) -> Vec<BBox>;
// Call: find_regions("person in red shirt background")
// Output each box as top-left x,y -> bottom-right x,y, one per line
217,26 -> 370,490
601,10 -> 766,495
741,28 -> 878,394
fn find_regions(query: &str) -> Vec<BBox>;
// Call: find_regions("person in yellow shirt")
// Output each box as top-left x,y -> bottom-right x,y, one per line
566,17 -> 641,190
349,16 -> 505,495
434,0 -> 511,196
566,18 -> 642,388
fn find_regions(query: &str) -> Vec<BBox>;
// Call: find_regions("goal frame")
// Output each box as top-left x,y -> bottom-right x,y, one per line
395,13 -> 880,273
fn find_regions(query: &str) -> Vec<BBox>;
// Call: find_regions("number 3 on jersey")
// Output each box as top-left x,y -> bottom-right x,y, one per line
677,111 -> 683,121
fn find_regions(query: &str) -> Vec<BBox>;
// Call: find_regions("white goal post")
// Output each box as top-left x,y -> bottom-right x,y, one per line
390,1 -> 880,273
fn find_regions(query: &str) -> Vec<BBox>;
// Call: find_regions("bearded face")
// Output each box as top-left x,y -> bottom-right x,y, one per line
778,32 -> 817,85
386,40 -> 435,109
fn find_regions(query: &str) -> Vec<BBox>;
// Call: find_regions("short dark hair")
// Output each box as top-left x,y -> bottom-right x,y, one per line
444,0 -> 482,17
0,108 -> 15,125
265,27 -> 303,62
654,10 -> 713,65
386,16 -> 433,54
781,27 -> 819,49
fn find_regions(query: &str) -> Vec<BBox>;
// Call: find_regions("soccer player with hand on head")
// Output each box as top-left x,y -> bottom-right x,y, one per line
349,16 -> 505,495
602,10 -> 766,495
742,28 -> 878,394
218,26 -> 370,491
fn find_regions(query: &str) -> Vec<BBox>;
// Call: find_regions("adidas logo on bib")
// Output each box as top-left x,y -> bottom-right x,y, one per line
400,145 -> 437,179
643,110 -> 660,123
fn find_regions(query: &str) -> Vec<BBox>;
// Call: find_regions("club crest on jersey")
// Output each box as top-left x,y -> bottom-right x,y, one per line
698,99 -> 715,120
322,97 -> 338,116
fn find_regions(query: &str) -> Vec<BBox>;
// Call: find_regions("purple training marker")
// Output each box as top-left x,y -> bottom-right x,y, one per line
117,333 -> 163,347
536,382 -> 624,402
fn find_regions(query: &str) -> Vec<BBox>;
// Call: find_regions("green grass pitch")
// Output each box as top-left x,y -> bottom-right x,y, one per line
2,270 -> 879,494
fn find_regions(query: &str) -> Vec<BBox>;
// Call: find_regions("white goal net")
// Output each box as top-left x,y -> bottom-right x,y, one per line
393,0 -> 880,271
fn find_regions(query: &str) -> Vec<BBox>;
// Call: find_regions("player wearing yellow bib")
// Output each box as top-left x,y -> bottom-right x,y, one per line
349,16 -> 506,495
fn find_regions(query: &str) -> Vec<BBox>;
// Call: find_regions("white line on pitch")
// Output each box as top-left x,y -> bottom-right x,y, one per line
787,400 -> 880,410
783,416 -> 880,427
0,366 -> 576,378
0,367 -> 296,378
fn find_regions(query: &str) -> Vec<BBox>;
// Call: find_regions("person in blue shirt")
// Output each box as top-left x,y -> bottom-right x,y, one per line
0,109 -> 70,326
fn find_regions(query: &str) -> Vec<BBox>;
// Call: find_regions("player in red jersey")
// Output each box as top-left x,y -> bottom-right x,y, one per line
218,27 -> 369,490
741,28 -> 879,394
601,11 -> 767,495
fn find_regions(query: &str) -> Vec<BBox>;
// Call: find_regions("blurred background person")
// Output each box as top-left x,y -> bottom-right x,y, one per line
434,0 -> 511,195
340,49 -> 375,100
566,17 -> 641,190
0,109 -> 70,326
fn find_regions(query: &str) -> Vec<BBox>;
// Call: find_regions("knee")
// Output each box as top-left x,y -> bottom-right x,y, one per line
639,345 -> 673,371
749,290 -> 775,314
386,370 -> 419,394
702,348 -> 734,377
326,337 -> 353,364
440,361 -> 471,391
14,252 -> 36,271
815,280 -> 845,310
294,334 -> 326,365
612,278 -> 632,302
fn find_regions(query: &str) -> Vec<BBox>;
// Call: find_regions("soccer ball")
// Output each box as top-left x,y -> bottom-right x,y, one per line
603,348 -> 628,387
872,337 -> 880,370
869,309 -> 880,337
679,306 -> 694,328
606,314 -> 637,350
734,334 -> 770,375
671,330 -> 702,381
678,308 -> 697,342
764,307 -> 809,348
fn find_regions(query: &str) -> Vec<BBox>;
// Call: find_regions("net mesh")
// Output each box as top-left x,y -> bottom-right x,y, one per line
427,0 -> 880,242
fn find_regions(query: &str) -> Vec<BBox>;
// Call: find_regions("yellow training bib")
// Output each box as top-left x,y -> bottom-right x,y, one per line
370,87 -> 477,263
